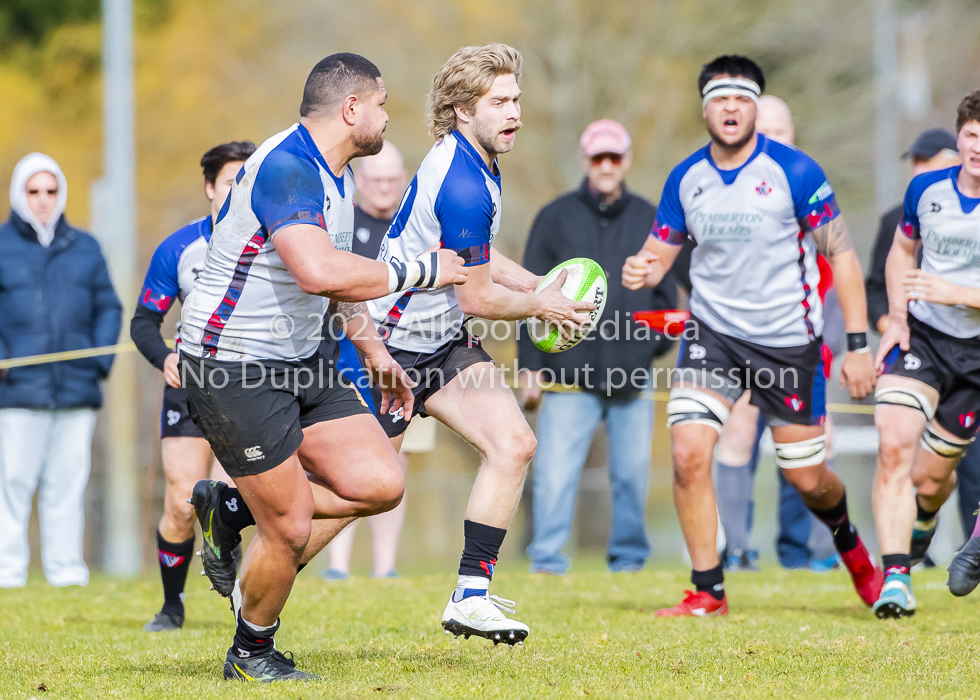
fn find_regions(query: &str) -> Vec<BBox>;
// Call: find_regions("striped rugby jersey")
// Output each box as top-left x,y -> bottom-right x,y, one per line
180,123 -> 354,362
367,131 -> 501,353
654,134 -> 839,347
137,216 -> 212,344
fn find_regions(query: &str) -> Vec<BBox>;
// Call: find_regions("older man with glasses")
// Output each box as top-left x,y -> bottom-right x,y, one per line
519,119 -> 677,574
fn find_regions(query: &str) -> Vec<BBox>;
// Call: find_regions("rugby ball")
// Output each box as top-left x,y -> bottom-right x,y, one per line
526,258 -> 607,353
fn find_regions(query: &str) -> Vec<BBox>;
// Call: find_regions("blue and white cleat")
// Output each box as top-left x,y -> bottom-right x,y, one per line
873,573 -> 916,619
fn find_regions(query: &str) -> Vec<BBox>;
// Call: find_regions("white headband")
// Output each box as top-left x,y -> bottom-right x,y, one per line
701,77 -> 761,107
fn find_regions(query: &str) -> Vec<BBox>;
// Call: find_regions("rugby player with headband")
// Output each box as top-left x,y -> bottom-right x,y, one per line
623,54 -> 879,617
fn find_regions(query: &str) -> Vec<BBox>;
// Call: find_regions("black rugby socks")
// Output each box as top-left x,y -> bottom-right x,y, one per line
457,519 -> 506,579
810,492 -> 859,553
218,485 -> 255,532
156,531 -> 194,612
692,565 -> 725,601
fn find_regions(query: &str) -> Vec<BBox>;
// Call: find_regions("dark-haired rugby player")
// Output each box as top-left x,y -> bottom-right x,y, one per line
179,53 -> 468,680
623,54 -> 879,616
131,140 -> 255,633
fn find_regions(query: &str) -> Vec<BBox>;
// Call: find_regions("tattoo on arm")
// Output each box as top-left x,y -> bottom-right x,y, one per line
328,300 -> 368,323
810,216 -> 855,260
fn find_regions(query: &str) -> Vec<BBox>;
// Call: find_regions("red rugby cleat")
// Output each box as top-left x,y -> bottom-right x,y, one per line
840,535 -> 884,607
656,589 -> 728,617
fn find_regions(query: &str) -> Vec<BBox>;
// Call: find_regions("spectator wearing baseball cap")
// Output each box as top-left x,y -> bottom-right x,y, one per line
518,119 -> 677,575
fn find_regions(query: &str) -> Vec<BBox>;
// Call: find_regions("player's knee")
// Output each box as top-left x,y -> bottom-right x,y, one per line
491,425 -> 537,472
514,429 -> 538,468
783,469 -> 823,499
275,515 -> 312,556
165,483 -> 198,523
372,469 -> 406,513
671,440 -> 712,488
876,425 -> 918,471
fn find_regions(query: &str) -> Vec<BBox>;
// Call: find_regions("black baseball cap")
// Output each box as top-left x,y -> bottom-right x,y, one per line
902,128 -> 958,159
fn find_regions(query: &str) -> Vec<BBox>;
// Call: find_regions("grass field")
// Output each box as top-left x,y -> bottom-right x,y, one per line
2,561 -> 980,699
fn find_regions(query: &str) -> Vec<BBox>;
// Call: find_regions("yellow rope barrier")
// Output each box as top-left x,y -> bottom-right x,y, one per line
0,340 -> 174,370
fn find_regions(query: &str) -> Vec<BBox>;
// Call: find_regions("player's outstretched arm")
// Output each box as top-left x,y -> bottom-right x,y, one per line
455,261 -> 594,331
812,215 -> 874,398
490,248 -> 540,294
275,223 -> 468,302
329,299 -> 416,417
873,227 -> 919,370
622,234 -> 681,290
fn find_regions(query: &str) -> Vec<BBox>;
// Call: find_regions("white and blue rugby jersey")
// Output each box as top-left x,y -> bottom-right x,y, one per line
901,166 -> 980,339
654,134 -> 840,347
138,216 -> 211,319
367,131 -> 501,353
180,123 -> 354,362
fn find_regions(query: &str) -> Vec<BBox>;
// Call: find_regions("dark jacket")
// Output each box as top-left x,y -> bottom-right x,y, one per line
0,211 -> 122,409
518,180 -> 677,396
866,204 -> 903,330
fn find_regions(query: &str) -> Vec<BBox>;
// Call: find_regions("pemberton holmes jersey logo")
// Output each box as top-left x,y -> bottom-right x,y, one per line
330,228 -> 354,253
921,228 -> 980,262
688,211 -> 764,243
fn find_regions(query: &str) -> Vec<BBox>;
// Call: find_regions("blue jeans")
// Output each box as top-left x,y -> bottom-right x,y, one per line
527,391 -> 652,573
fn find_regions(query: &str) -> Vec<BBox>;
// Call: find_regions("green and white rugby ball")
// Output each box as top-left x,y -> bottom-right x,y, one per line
527,257 -> 607,353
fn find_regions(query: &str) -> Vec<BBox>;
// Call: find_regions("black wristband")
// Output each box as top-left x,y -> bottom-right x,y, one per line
846,332 -> 869,352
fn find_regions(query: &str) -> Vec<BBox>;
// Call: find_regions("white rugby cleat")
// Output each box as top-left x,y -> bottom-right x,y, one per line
441,593 -> 529,646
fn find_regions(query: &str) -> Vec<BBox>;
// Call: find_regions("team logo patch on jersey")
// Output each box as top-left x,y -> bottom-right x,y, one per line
244,446 -> 264,461
901,220 -> 918,239
904,353 -> 921,371
141,287 -> 172,313
785,394 -> 805,412
159,550 -> 185,568
653,222 -> 672,242
755,181 -> 772,196
356,227 -> 371,244
807,203 -> 835,230
962,412 -> 977,429
688,344 -> 706,360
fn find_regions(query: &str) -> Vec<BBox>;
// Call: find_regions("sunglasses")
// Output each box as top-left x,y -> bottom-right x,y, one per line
27,189 -> 58,196
589,153 -> 624,166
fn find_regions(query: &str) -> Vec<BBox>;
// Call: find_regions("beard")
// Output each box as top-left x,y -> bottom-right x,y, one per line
352,122 -> 386,157
473,117 -> 522,157
706,120 -> 755,152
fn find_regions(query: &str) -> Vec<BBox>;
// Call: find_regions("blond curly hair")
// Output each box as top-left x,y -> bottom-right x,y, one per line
426,43 -> 522,140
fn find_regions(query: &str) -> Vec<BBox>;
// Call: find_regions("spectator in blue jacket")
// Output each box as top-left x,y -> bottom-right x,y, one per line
0,152 -> 122,588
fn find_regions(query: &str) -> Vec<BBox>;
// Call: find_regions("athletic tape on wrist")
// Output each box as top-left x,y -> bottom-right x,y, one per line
387,251 -> 441,294
846,332 -> 869,353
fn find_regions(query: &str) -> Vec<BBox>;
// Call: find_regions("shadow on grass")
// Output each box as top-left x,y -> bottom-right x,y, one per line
106,617 -> 232,632
118,644 -> 480,679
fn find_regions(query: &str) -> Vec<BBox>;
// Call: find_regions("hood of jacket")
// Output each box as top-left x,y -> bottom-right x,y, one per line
9,152 -> 68,247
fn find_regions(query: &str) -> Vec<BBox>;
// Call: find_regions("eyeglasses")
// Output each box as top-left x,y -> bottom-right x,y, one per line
589,153 -> 624,166
27,189 -> 58,196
